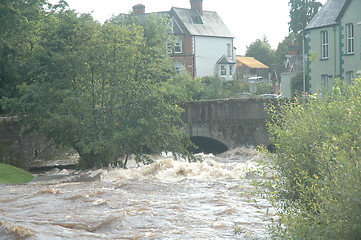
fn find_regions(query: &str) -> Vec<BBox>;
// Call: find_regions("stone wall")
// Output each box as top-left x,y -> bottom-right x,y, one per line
182,98 -> 275,148
0,117 -> 49,170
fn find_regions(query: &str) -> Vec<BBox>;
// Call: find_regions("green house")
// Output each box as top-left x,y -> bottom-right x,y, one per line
305,0 -> 361,94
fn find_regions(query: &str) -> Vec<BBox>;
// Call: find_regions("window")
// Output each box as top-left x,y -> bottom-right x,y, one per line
175,62 -> 183,74
346,23 -> 354,54
191,15 -> 203,24
321,74 -> 331,91
174,39 -> 182,53
321,31 -> 328,59
227,44 -> 231,57
220,65 -> 227,76
346,71 -> 354,84
229,65 -> 233,75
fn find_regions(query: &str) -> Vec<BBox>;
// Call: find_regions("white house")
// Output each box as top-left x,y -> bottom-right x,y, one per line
132,0 -> 236,80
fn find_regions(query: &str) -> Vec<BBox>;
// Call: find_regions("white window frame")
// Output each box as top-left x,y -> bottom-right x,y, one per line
346,23 -> 354,54
174,39 -> 183,53
220,65 -> 227,76
227,44 -> 231,57
175,62 -> 183,74
229,65 -> 233,76
321,31 -> 329,59
321,74 -> 331,91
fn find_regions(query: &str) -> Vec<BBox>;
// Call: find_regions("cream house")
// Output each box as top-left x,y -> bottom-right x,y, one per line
305,0 -> 361,93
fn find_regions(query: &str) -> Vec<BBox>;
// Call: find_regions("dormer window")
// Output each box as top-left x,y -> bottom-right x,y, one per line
191,15 -> 203,24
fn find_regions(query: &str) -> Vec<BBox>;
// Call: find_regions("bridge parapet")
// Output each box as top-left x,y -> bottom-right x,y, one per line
0,116 -> 19,124
182,98 -> 275,149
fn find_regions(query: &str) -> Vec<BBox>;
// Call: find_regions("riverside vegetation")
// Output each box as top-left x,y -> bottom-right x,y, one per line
1,0 -> 201,169
264,79 -> 361,239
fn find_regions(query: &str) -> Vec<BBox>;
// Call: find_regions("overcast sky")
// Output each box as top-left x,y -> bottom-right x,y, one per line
51,0 -> 327,55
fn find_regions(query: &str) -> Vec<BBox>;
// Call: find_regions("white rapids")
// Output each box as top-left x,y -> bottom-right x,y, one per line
0,148 -> 275,240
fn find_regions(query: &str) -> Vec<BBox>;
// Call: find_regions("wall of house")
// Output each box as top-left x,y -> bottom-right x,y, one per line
193,36 -> 234,78
307,25 -> 340,93
308,0 -> 361,94
340,0 -> 361,80
172,35 -> 195,76
281,72 -> 298,98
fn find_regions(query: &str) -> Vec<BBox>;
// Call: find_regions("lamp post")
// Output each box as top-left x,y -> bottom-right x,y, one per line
302,33 -> 310,94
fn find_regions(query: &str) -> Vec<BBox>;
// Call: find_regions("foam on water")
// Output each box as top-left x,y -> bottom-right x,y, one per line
101,150 -> 262,182
0,147 -> 273,240
0,221 -> 34,238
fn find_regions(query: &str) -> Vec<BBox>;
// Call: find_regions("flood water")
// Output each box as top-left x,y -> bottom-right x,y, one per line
0,148 -> 274,240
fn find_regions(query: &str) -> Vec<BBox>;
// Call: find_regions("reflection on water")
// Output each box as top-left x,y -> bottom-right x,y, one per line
0,148 -> 274,240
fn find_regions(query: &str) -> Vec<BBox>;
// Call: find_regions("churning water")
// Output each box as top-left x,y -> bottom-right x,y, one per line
0,148 -> 274,240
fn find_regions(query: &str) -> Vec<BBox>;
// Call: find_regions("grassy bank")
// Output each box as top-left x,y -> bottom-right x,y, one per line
0,164 -> 34,184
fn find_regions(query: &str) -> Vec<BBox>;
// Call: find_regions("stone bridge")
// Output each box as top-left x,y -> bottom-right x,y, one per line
0,116 -> 51,170
182,98 -> 274,153
1,98 -> 275,170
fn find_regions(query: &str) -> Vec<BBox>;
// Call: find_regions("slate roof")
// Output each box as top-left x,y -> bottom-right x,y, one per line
171,7 -> 234,38
217,55 -> 236,64
305,0 -> 350,30
236,57 -> 269,69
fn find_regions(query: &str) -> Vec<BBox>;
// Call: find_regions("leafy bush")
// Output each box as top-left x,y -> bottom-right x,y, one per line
266,79 -> 361,239
255,82 -> 274,95
196,76 -> 243,100
196,77 -> 274,100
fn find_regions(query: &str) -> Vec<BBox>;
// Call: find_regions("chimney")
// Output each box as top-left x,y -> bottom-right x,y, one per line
190,0 -> 203,15
132,4 -> 145,15
288,41 -> 298,55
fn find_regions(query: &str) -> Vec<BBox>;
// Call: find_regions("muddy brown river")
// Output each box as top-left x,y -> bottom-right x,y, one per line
0,148 -> 274,240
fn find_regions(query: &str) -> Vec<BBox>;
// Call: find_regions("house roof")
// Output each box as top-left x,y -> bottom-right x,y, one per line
217,55 -> 236,64
236,57 -> 269,69
305,0 -> 350,30
171,7 -> 234,38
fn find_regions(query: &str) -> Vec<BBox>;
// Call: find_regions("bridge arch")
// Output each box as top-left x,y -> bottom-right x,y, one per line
189,136 -> 229,154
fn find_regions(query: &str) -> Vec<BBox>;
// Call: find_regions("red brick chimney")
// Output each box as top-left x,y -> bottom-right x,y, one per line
132,4 -> 145,15
190,0 -> 203,15
288,41 -> 298,55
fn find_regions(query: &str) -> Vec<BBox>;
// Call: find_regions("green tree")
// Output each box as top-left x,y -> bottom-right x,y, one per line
267,79 -> 361,239
290,72 -> 305,96
0,0 -> 48,114
9,9 -> 197,169
245,37 -> 276,67
288,0 -> 322,36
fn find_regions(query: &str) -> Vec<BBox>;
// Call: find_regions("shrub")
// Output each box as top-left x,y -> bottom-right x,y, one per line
266,79 -> 361,239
